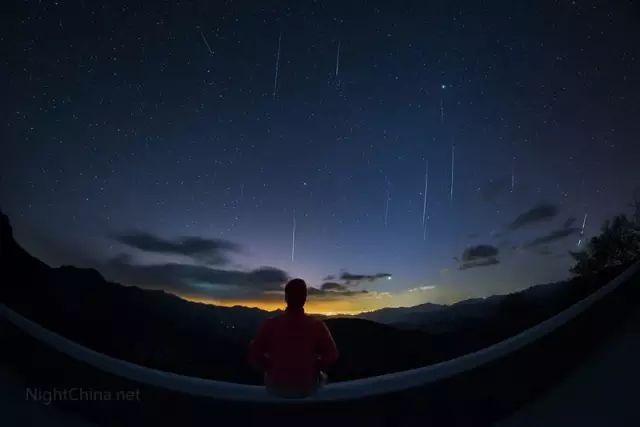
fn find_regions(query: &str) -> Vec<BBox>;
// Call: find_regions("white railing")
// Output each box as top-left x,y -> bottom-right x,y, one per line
1,261 -> 638,403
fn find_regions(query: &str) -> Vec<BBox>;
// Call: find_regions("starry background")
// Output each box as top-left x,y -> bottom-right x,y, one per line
2,0 -> 639,314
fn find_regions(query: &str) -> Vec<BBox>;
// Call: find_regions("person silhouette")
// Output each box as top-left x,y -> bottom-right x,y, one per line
248,278 -> 339,398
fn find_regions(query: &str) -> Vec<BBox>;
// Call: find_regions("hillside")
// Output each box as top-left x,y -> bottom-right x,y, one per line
0,211 -> 630,384
348,278 -> 577,335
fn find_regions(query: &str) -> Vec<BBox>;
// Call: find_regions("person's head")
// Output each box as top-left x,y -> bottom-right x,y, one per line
284,278 -> 307,310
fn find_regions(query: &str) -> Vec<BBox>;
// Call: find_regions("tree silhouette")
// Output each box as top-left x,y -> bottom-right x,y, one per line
570,212 -> 640,276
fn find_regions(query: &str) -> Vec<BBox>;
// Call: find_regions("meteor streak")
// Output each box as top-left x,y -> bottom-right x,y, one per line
422,160 -> 429,240
335,40 -> 340,78
199,30 -> 214,55
273,31 -> 282,99
577,212 -> 588,246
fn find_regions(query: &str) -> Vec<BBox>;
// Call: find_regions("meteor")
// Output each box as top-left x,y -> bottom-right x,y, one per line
577,213 -> 588,246
272,31 -> 282,99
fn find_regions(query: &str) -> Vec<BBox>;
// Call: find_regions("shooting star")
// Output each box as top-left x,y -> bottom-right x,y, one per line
291,210 -> 296,262
335,40 -> 341,78
423,215 -> 430,241
422,159 -> 429,226
272,30 -> 282,100
422,160 -> 429,241
577,212 -> 588,246
450,144 -> 455,202
199,30 -> 214,55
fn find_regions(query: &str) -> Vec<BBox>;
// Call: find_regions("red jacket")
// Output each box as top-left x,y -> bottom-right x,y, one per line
248,308 -> 339,392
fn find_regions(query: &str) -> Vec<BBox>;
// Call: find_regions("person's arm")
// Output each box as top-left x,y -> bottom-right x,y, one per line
316,321 -> 339,370
248,320 -> 271,371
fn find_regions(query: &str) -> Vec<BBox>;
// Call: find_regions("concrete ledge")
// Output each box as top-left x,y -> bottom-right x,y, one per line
1,261 -> 639,403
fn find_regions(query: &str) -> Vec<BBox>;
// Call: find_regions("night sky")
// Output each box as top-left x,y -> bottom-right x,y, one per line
2,1 -> 639,314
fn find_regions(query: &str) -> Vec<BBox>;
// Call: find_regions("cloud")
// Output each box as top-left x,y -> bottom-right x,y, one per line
408,285 -> 436,293
458,244 -> 500,270
306,287 -> 326,296
262,281 -> 370,299
105,257 -> 376,302
535,246 -> 553,256
321,282 -> 348,292
523,227 -> 580,248
459,258 -> 500,270
113,231 -> 242,265
508,202 -> 559,230
372,291 -> 392,299
320,271 -> 393,288
105,254 -> 288,298
307,286 -> 368,298
563,217 -> 577,229
462,244 -> 499,262
339,271 -> 392,284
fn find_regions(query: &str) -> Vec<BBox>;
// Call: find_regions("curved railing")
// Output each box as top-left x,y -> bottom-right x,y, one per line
1,261 -> 639,404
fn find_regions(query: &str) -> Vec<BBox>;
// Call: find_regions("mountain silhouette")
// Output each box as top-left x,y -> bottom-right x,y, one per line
350,280 -> 580,335
0,211 -> 631,384
353,302 -> 445,324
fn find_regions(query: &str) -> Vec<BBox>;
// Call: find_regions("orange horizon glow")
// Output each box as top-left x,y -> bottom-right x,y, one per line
142,281 -> 460,316
179,294 -> 377,315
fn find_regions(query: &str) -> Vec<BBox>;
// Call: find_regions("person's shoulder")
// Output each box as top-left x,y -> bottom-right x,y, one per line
262,314 -> 280,328
305,314 -> 326,326
308,316 -> 332,336
267,312 -> 288,324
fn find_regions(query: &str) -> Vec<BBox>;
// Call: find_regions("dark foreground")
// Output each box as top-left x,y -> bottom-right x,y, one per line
1,262 -> 638,427
497,297 -> 640,426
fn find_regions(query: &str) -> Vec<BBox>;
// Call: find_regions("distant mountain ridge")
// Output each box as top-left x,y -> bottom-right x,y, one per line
350,281 -> 574,333
351,302 -> 445,324
0,211 -> 627,384
0,210 -> 567,332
